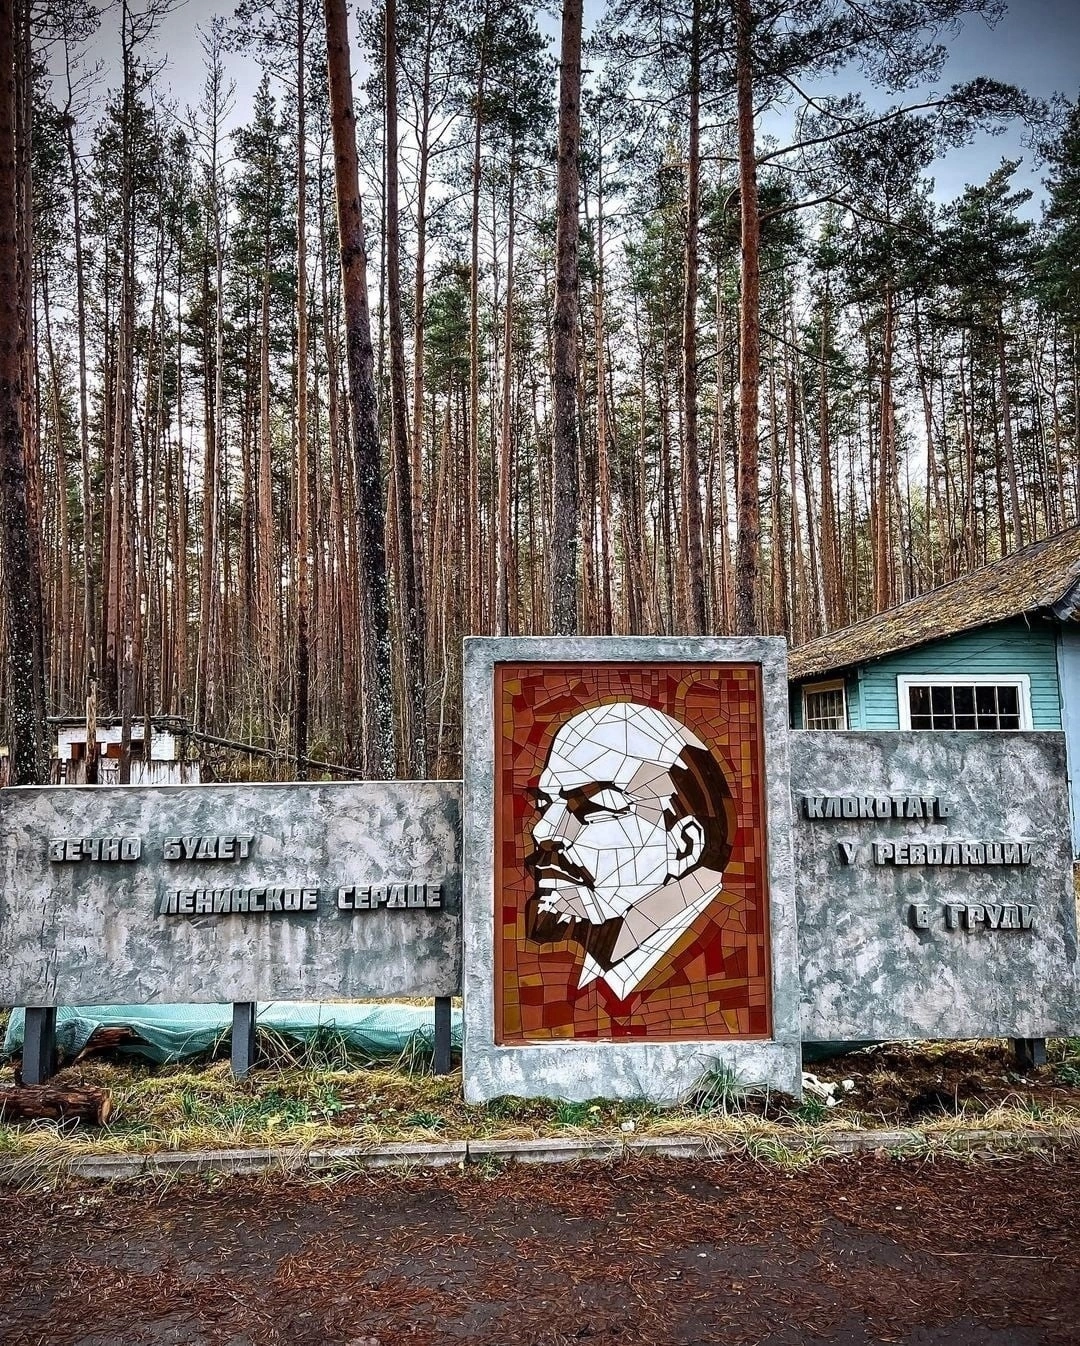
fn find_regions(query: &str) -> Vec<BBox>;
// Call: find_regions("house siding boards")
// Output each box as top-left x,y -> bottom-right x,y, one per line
791,618 -> 1063,732
855,618 -> 1062,731
1057,626 -> 1080,856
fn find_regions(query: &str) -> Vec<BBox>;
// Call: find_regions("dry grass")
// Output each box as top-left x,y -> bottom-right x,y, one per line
2,1038 -> 1079,1178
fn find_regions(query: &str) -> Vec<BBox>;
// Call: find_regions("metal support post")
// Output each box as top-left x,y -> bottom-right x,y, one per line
1013,1037 -> 1046,1071
433,996 -> 452,1075
22,1007 -> 58,1085
231,1002 -> 258,1079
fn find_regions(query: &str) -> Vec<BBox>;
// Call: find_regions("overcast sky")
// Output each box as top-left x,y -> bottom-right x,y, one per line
68,0 -> 1080,208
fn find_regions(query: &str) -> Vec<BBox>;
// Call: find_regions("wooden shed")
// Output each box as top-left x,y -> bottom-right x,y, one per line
789,526 -> 1080,856
51,718 -> 201,786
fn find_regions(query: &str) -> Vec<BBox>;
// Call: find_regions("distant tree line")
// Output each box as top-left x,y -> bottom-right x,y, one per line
0,0 -> 1077,782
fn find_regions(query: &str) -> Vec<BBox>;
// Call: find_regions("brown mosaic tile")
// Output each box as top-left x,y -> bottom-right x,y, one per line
493,663 -> 773,1045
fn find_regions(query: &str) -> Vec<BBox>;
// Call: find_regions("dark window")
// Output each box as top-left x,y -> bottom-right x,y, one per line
905,681 -> 1026,731
804,685 -> 846,730
909,685 -> 932,729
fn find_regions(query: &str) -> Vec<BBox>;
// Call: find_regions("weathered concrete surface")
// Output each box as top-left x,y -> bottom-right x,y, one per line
792,732 -> 1079,1040
0,781 -> 462,1005
461,636 -> 802,1104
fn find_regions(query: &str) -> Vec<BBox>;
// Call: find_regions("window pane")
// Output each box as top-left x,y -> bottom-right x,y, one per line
909,687 -> 931,717
930,686 -> 953,716
805,688 -> 845,730
906,681 -> 1025,731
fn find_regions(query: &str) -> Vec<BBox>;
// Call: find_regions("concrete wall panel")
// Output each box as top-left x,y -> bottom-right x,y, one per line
0,781 -> 462,1004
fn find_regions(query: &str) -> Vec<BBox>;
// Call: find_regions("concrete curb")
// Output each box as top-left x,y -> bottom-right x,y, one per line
0,1126 -> 1068,1184
468,1136 -> 624,1165
67,1142 -> 469,1181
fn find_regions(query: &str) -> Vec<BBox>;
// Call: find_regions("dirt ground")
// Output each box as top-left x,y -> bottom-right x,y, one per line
2,1152 -> 1079,1346
811,1042 -> 1078,1123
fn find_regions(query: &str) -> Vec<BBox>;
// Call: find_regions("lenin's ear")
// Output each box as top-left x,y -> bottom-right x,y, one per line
666,816 -> 705,877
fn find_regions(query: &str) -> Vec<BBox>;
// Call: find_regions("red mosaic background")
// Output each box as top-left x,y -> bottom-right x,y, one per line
494,663 -> 772,1044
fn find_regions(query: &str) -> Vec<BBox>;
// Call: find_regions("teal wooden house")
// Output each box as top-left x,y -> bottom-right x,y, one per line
789,527 -> 1080,857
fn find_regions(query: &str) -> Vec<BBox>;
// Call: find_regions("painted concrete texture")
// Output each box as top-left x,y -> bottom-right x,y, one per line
461,637 -> 803,1104
0,781 -> 462,1005
792,731 -> 1078,1040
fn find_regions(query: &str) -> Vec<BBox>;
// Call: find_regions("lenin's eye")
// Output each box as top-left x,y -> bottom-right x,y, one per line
568,788 -> 633,821
526,787 -> 552,814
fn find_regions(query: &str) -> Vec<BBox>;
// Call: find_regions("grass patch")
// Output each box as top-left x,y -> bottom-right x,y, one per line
787,1096 -> 832,1125
681,1060 -> 771,1117
1053,1038 -> 1080,1087
2,1037 -> 1080,1178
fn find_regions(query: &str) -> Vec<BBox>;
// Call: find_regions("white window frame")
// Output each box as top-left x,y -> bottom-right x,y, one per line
897,674 -> 1033,731
802,679 -> 848,730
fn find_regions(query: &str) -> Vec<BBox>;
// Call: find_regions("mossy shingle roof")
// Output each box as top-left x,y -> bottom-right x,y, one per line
790,526 -> 1080,683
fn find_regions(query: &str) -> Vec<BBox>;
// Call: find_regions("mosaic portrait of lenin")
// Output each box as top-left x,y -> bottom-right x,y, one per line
495,663 -> 772,1043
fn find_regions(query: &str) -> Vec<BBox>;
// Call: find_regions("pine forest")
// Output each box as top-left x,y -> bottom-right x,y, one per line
1,0 -> 1078,783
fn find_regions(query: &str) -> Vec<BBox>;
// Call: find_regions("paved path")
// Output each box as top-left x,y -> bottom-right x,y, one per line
2,1153 -> 1078,1345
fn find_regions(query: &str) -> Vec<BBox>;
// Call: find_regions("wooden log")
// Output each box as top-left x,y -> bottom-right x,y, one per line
72,1025 -> 142,1062
0,1084 -> 113,1125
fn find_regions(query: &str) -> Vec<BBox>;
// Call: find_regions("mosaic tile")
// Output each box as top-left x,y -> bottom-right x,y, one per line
494,664 -> 773,1045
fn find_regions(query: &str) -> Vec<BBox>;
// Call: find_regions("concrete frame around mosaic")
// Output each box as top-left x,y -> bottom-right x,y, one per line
462,636 -> 803,1104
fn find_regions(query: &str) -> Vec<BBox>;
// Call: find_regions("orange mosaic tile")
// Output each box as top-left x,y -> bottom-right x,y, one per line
494,663 -> 773,1044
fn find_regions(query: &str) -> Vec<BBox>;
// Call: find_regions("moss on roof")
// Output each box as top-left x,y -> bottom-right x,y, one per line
790,526 -> 1080,683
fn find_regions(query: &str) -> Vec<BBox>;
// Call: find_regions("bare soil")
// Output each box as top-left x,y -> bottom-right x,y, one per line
1,1152 -> 1079,1346
798,1041 -> 1078,1124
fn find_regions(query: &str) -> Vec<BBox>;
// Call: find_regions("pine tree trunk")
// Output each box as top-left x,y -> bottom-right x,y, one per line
593,120 -> 614,636
257,262 -> 278,745
818,274 -> 840,628
410,14 -> 432,622
294,0 -> 311,778
385,0 -> 426,774
785,341 -> 807,644
768,361 -> 788,634
912,295 -> 947,585
116,4 -> 138,781
550,0 -> 582,635
734,0 -> 761,635
496,142 -> 516,637
0,0 -> 43,783
466,13 -> 487,636
996,312 -> 1024,551
14,0 -> 44,739
323,0 -> 394,779
680,0 -> 706,635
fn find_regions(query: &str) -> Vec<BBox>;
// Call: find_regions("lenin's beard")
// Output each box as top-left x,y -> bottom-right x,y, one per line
524,848 -> 625,971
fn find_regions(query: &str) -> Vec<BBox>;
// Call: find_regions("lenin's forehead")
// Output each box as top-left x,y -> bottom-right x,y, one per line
541,702 -> 705,788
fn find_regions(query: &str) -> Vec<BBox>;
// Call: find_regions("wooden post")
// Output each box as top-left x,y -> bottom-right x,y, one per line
434,996 -> 452,1075
22,1007 -> 57,1085
1013,1038 -> 1046,1071
231,1001 -> 257,1079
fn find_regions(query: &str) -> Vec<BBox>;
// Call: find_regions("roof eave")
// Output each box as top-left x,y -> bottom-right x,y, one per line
789,604 -> 1074,684
1050,574 -> 1080,622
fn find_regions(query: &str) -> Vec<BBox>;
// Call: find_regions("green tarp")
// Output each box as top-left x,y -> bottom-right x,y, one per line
3,1002 -> 462,1065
